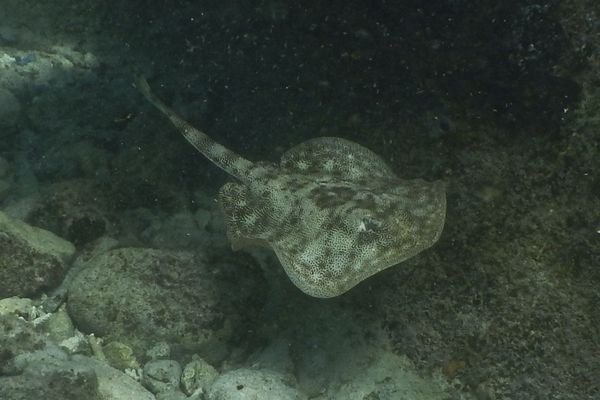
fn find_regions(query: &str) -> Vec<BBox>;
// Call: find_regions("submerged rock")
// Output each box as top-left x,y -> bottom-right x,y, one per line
0,297 -> 33,317
328,351 -> 450,400
0,295 -> 159,400
103,341 -> 140,371
3,349 -> 154,400
206,368 -> 306,400
142,359 -> 182,394
0,211 -> 75,298
27,179 -> 110,246
0,314 -> 49,372
0,358 -> 100,400
181,355 -> 219,396
67,247 -> 266,364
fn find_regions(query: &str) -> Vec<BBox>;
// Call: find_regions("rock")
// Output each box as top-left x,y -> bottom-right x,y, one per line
142,359 -> 182,394
59,332 -> 91,355
0,304 -> 154,400
181,355 -> 219,395
206,368 -> 307,400
146,341 -> 171,360
67,247 -> 266,364
36,307 -> 75,342
0,314 -> 49,372
75,355 -> 155,400
56,236 -> 120,292
103,341 -> 140,370
0,211 -> 75,298
0,298 -> 91,368
1,195 -> 40,221
5,347 -> 154,400
0,297 -> 33,317
0,356 -> 100,400
27,179 -> 110,246
329,351 -> 455,400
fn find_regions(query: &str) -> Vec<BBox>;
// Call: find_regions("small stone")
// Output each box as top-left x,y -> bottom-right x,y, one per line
181,355 -> 219,396
103,341 -> 140,370
38,308 -> 75,342
59,332 -> 91,355
146,341 -> 171,360
0,297 -> 33,316
72,355 -> 155,400
142,359 -> 182,394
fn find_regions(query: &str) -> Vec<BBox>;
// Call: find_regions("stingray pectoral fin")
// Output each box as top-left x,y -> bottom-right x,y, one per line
217,182 -> 277,247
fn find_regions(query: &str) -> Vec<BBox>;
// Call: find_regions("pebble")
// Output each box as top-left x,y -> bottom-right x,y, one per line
103,341 -> 140,370
146,341 -> 171,360
181,355 -> 219,395
142,359 -> 182,394
59,332 -> 90,355
37,308 -> 75,342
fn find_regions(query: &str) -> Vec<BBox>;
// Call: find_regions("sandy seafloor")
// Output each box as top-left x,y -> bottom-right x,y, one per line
0,1 -> 598,399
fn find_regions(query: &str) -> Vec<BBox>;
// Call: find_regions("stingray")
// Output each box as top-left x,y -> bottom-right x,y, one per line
136,77 -> 446,298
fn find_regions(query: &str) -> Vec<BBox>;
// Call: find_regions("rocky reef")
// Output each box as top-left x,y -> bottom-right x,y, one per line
0,0 -> 598,399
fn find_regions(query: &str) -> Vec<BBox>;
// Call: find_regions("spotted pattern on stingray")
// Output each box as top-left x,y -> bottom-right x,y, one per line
136,76 -> 446,298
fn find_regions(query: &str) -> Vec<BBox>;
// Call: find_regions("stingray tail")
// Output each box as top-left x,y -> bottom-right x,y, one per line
134,75 -> 256,183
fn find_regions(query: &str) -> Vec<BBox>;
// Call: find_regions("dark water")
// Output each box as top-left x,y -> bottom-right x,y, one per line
0,1 -> 598,399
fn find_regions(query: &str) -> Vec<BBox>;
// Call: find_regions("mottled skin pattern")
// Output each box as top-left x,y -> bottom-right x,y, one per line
136,77 -> 446,298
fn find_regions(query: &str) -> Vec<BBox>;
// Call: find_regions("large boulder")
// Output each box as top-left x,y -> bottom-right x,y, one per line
67,247 -> 266,364
0,211 -> 75,298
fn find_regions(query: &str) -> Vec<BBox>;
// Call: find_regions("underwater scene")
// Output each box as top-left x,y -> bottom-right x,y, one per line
0,0 -> 598,399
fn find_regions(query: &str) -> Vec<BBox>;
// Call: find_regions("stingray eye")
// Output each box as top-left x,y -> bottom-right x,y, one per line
358,216 -> 381,233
